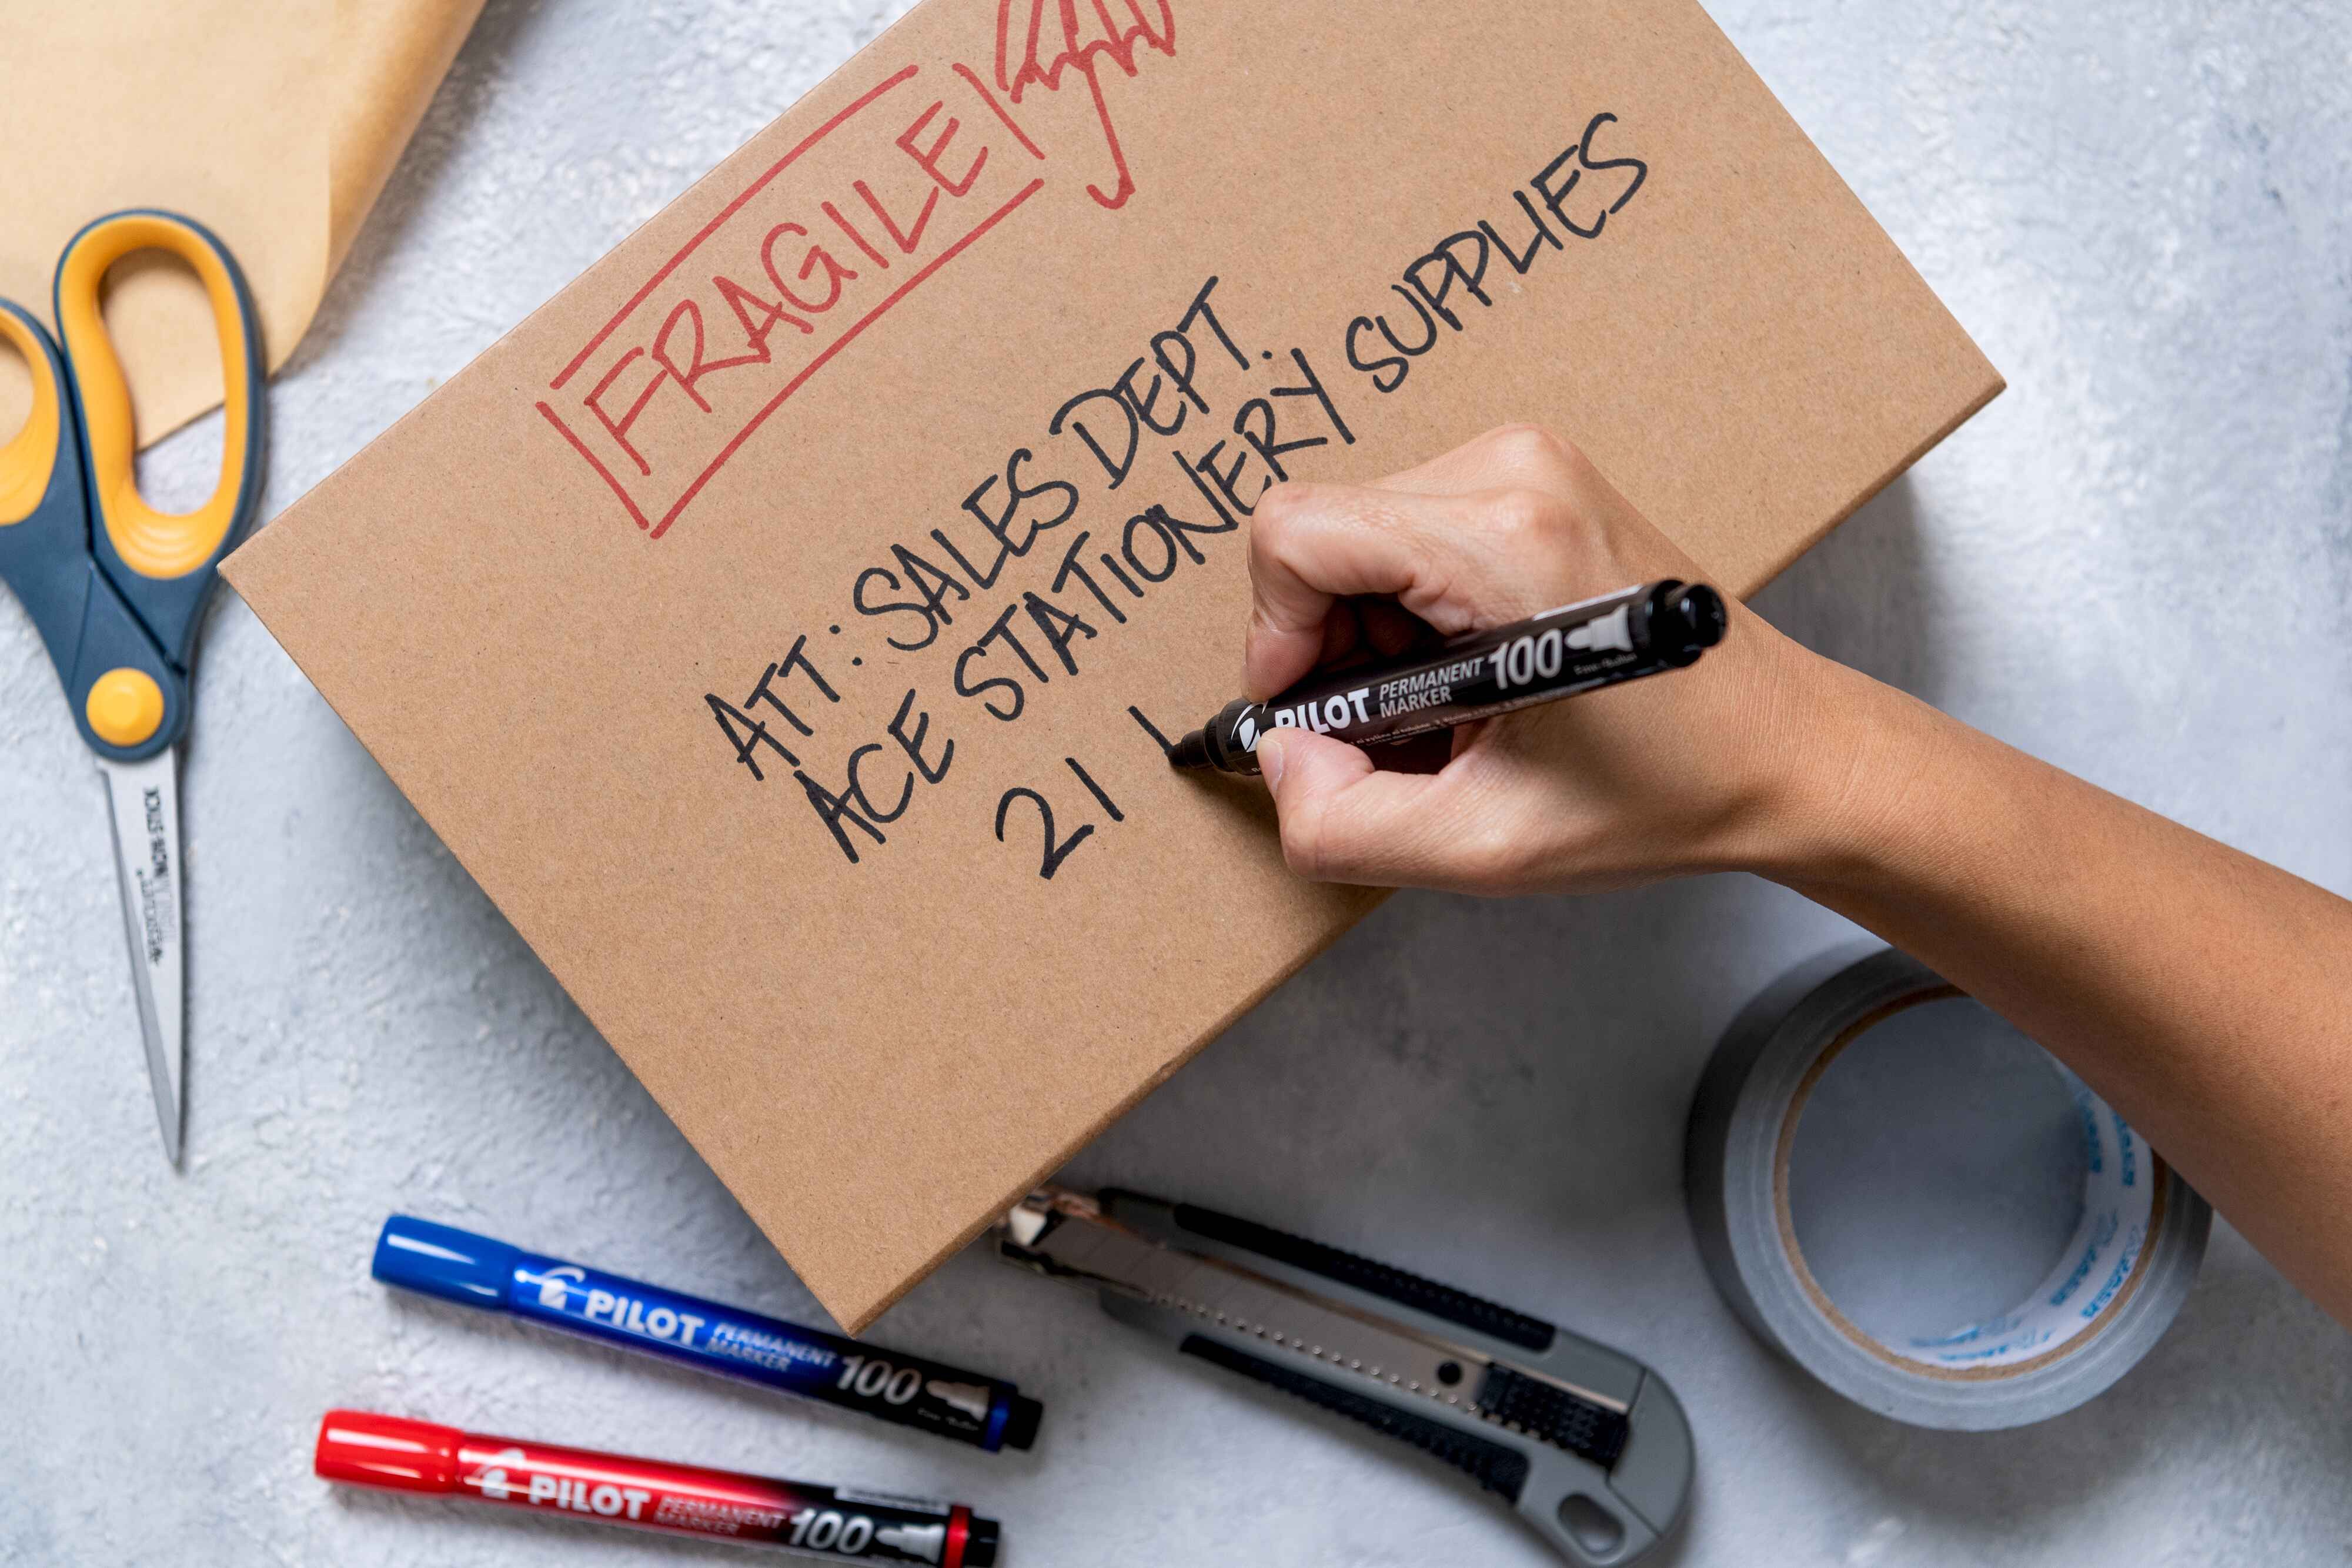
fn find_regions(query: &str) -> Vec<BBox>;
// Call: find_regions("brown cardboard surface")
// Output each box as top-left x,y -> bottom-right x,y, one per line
0,0 -> 485,447
223,0 -> 2002,1330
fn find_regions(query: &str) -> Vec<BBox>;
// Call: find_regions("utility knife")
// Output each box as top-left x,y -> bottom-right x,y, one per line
997,1186 -> 1692,1565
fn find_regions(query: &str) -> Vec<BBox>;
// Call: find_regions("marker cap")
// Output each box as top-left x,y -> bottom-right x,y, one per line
314,1409 -> 460,1495
965,1513 -> 1002,1567
1000,1394 -> 1044,1451
372,1215 -> 520,1310
1637,580 -> 1728,667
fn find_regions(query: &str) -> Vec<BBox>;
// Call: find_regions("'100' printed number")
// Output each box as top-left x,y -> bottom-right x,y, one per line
1489,626 -> 1567,690
837,1353 -> 924,1405
785,1507 -> 875,1555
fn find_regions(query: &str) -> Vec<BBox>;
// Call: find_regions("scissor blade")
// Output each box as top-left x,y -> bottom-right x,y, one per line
98,750 -> 185,1165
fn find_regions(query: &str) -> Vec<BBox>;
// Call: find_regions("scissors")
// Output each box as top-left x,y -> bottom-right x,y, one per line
0,210 -> 265,1164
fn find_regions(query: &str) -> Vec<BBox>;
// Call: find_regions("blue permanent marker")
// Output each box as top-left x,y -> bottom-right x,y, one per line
373,1216 -> 1042,1452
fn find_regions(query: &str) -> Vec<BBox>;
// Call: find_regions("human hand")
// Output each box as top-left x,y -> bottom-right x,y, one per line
1245,424 -> 1860,894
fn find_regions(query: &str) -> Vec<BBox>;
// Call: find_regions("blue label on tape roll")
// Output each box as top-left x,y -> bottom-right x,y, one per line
1685,945 -> 2213,1432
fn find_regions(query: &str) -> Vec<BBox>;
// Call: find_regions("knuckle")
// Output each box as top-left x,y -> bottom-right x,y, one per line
1442,788 -> 1534,887
1485,422 -> 1571,466
1484,422 -> 1599,493
1247,493 -> 1292,556
1556,440 -> 1602,490
1251,481 -> 1319,536
1279,800 -> 1335,881
1248,498 -> 1304,577
1486,487 -> 1569,549
1460,824 -> 1532,890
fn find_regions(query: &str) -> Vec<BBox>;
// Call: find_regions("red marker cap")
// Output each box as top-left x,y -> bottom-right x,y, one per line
315,1409 -> 460,1495
315,1407 -> 997,1563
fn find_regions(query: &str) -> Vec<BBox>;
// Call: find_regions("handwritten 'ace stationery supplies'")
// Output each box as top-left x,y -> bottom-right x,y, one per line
376,1216 -> 1043,1451
316,1409 -> 1001,1563
998,1186 -> 1692,1566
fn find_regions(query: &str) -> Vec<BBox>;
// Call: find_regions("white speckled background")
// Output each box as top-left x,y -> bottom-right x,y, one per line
4,1 -> 2348,1563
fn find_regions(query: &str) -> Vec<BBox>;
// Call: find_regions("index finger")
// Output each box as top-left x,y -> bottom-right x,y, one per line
1244,482 -> 1518,700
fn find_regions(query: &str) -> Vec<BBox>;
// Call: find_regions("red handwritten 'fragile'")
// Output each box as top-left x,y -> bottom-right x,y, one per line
537,66 -> 1047,540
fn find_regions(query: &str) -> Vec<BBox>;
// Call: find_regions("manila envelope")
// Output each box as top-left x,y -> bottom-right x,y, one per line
0,0 -> 487,447
223,0 -> 2002,1330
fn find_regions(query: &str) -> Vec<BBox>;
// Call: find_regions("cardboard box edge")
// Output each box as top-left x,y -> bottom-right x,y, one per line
829,885 -> 1395,1331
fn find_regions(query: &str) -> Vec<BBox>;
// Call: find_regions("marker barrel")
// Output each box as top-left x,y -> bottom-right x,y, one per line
1171,579 -> 1728,774
316,1409 -> 999,1565
373,1217 -> 1041,1452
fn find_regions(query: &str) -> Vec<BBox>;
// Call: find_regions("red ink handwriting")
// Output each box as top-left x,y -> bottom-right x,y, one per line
539,66 -> 1042,538
538,5 -> 1184,540
995,1 -> 1177,210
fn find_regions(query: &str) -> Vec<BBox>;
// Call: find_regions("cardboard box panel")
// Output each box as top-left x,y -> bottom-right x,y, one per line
225,0 -> 2001,1329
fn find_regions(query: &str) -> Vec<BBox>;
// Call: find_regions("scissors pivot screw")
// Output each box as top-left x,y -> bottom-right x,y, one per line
86,667 -> 165,747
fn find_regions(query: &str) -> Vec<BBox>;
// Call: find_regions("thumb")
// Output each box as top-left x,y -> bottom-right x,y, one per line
1256,730 -> 1455,887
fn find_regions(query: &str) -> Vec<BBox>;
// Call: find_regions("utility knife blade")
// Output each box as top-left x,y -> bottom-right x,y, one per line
996,1186 -> 1692,1566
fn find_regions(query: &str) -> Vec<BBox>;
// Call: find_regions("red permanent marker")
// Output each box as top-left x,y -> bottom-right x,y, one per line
315,1409 -> 1000,1565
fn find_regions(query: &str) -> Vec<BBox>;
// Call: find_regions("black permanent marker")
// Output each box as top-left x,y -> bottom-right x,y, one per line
1168,579 -> 1727,774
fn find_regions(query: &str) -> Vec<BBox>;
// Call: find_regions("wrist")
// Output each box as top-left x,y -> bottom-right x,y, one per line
1712,637 -> 1940,888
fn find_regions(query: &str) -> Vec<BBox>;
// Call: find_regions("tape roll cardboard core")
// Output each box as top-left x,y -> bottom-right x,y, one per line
1773,991 -> 2163,1378
1686,945 -> 2211,1429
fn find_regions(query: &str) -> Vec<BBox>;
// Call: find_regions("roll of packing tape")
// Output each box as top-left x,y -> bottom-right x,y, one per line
1686,944 -> 2210,1430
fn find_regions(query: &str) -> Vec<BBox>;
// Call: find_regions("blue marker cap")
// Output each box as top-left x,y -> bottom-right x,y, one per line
373,1216 -> 520,1310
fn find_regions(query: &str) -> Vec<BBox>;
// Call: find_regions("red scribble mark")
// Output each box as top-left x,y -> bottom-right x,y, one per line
551,66 -> 921,392
995,1 -> 1177,210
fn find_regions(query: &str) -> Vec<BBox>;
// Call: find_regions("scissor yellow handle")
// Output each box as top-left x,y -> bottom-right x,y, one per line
54,210 -> 261,580
0,296 -> 190,758
0,306 -> 63,526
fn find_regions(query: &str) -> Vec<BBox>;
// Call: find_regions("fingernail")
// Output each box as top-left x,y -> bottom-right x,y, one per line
1257,732 -> 1288,791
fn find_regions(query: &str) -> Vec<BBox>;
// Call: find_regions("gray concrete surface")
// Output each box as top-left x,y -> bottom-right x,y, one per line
5,1 -> 2349,1563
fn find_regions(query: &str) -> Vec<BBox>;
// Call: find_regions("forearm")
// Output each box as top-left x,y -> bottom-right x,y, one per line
1237,424 -> 2352,1323
1763,656 -> 2352,1320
